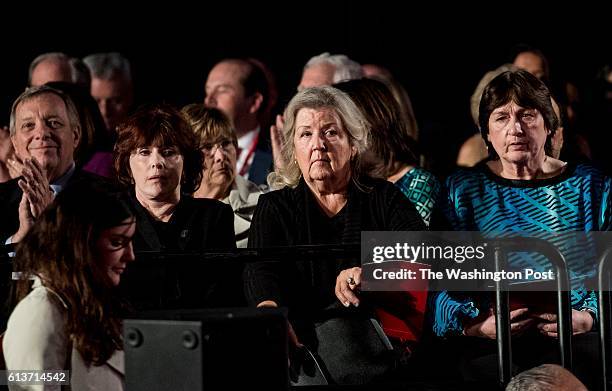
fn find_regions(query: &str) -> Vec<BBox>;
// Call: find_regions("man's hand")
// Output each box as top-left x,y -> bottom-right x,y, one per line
12,193 -> 35,243
6,158 -> 24,179
18,158 -> 54,218
11,158 -> 54,243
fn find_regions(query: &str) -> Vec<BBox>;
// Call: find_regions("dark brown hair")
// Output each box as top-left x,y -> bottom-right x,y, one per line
114,104 -> 203,194
335,78 -> 419,178
479,70 -> 559,160
14,179 -> 134,365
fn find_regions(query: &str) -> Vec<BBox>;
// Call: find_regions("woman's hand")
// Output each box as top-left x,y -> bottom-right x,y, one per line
335,267 -> 361,307
464,308 -> 535,339
0,126 -> 19,182
534,309 -> 594,337
270,114 -> 285,171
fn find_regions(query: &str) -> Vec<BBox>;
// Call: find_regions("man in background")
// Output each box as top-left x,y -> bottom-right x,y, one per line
83,52 -> 134,134
204,58 -> 272,185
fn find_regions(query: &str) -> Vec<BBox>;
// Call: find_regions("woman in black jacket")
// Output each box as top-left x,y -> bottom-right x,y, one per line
114,104 -> 240,308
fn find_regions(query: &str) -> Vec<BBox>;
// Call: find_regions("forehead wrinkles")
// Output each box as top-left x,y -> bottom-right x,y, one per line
18,95 -> 68,119
492,101 -> 534,116
296,108 -> 340,127
208,63 -> 246,86
134,130 -> 178,150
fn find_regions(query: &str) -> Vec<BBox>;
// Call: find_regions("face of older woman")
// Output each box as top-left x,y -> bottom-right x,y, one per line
487,101 -> 549,165
129,145 -> 184,201
201,139 -> 237,193
294,107 -> 355,187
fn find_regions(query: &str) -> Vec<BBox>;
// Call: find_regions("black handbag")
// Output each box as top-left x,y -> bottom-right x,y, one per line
292,303 -> 396,385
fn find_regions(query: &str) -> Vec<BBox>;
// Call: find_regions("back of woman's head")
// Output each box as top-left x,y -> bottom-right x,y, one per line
367,73 -> 419,141
335,78 -> 419,177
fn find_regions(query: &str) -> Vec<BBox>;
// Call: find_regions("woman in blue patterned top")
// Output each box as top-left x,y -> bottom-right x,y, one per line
335,78 -> 440,226
430,70 -> 609,386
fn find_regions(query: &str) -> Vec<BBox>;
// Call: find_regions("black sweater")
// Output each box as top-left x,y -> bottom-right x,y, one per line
245,177 -> 425,339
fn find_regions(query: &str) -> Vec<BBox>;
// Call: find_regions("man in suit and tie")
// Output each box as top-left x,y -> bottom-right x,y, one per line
204,58 -> 273,185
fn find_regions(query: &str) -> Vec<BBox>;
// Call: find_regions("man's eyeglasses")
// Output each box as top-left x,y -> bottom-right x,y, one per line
201,139 -> 235,156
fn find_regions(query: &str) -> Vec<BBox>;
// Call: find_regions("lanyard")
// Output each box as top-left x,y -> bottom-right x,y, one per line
239,131 -> 259,176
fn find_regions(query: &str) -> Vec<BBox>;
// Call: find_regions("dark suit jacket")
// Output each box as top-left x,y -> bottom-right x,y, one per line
248,148 -> 273,185
131,195 -> 236,253
0,170 -> 103,243
244,127 -> 273,185
124,195 -> 243,309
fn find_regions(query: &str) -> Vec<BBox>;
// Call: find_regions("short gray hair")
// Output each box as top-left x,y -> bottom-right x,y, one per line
9,85 -> 81,139
28,52 -> 92,89
268,86 -> 368,189
304,52 -> 363,84
28,52 -> 70,85
505,364 -> 586,391
83,52 -> 132,82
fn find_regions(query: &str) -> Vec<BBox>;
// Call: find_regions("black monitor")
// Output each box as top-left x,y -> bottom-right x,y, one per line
124,307 -> 289,390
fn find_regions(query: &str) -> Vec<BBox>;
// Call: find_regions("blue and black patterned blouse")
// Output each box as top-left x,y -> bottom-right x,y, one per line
430,162 -> 612,336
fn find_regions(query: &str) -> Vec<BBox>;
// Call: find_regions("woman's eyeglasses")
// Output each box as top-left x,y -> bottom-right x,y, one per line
201,139 -> 235,156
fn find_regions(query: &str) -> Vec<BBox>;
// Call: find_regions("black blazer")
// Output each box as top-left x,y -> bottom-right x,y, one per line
125,195 -> 242,309
247,148 -> 273,186
131,195 -> 236,253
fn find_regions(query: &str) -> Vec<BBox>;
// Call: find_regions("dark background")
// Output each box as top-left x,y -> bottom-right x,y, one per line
1,3 -> 609,175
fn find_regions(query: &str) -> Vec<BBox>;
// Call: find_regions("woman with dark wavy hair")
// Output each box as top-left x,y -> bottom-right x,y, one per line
3,179 -> 136,390
113,104 -> 239,308
114,104 -> 235,252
